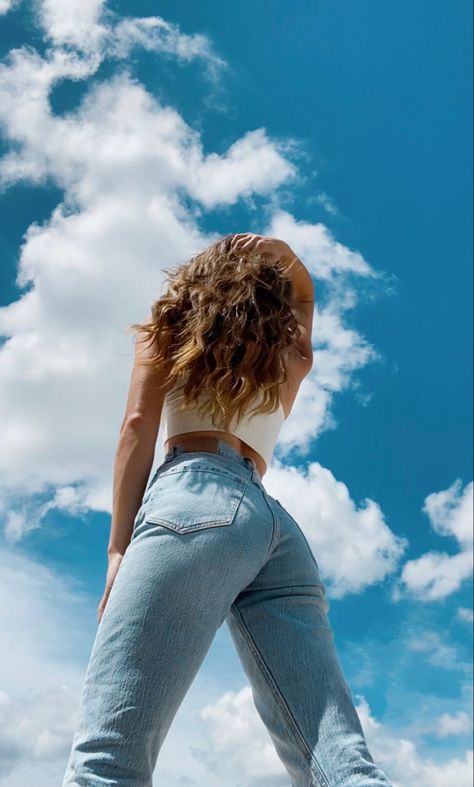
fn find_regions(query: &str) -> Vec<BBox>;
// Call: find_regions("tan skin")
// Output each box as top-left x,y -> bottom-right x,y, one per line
163,358 -> 306,479
97,234 -> 314,622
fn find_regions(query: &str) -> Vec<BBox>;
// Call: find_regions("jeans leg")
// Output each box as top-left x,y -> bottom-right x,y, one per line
61,520 -> 263,786
226,498 -> 393,787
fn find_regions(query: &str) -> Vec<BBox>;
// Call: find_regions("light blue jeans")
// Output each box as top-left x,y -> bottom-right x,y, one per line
62,440 -> 392,786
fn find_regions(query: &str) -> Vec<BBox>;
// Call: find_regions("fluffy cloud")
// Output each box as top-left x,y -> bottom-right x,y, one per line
265,460 -> 407,597
266,209 -> 386,458
35,0 -> 108,52
196,686 -> 474,787
396,479 -> 473,601
435,711 -> 472,738
196,686 -> 288,785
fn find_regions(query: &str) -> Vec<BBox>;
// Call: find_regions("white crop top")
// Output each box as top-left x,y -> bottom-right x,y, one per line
163,383 -> 285,467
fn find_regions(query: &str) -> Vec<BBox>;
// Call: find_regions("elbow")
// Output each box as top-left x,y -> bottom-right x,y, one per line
120,412 -> 150,433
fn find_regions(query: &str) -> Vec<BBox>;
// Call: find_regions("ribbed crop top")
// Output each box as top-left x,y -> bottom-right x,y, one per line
163,384 -> 286,467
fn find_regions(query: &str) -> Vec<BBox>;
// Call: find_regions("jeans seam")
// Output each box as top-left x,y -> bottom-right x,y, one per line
276,500 -> 321,572
229,603 -> 331,787
260,487 -> 280,560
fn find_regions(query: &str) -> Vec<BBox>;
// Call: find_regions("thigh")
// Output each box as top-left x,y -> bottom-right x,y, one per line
63,532 -> 225,786
226,498 -> 393,787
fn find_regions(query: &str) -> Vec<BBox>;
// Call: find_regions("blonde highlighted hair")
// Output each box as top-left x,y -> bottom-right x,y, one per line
127,234 -> 305,431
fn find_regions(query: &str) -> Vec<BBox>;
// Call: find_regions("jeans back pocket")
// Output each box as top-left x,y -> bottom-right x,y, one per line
143,465 -> 248,534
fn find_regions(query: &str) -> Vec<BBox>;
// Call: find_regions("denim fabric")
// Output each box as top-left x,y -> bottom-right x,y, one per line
62,439 -> 393,786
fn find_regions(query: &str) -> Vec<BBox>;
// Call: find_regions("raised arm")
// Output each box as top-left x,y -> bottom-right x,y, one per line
229,233 -> 315,364
229,232 -> 314,302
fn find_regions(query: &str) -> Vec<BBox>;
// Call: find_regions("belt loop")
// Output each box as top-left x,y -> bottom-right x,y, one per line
165,445 -> 178,461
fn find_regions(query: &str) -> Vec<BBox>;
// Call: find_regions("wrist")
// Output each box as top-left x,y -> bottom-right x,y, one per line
107,547 -> 126,560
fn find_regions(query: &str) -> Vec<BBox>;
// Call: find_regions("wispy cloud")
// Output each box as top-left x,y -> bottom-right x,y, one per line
457,607 -> 474,624
32,0 -> 226,80
0,0 -> 20,15
356,696 -> 473,787
265,459 -> 406,598
435,711 -> 472,738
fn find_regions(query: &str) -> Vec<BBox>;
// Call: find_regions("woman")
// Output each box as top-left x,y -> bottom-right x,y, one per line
62,233 -> 393,786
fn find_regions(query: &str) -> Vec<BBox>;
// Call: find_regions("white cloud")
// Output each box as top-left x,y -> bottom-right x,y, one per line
0,0 -> 20,13
406,631 -> 469,671
0,547 -> 92,785
315,191 -> 339,216
110,16 -> 227,80
33,0 -> 226,82
35,0 -> 108,52
396,480 -> 473,601
266,209 -> 389,457
196,686 -> 288,785
268,209 -> 376,281
275,302 -> 379,452
196,686 -> 474,787
457,607 -> 474,624
264,460 -> 406,598
355,696 -> 473,787
435,711 -> 472,738
188,131 -> 298,209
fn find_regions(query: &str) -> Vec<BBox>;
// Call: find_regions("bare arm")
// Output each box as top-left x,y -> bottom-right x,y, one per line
230,233 -> 315,363
108,325 -> 170,555
109,414 -> 158,557
98,319 -> 168,622
230,232 -> 314,301
282,255 -> 314,364
284,255 -> 315,302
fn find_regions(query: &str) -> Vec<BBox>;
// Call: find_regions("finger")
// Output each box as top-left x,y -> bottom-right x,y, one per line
232,236 -> 259,252
229,233 -> 249,246
231,233 -> 250,241
232,232 -> 260,244
230,235 -> 252,250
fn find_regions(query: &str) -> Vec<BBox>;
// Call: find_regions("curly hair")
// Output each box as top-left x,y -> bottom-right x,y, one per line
127,234 -> 306,432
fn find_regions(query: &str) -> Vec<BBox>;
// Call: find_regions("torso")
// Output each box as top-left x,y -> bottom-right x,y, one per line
164,352 -> 309,479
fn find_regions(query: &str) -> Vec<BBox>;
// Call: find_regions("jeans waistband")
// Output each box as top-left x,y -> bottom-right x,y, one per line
163,438 -> 263,486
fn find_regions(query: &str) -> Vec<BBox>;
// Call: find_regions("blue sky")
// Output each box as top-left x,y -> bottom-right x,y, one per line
0,1 -> 472,785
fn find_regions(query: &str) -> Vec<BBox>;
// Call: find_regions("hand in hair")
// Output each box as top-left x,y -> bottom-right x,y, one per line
229,233 -> 314,302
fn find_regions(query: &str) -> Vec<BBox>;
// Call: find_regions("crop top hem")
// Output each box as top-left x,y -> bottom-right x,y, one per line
163,391 -> 285,467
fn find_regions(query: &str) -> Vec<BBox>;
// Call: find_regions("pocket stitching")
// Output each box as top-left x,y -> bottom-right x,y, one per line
143,472 -> 248,534
141,516 -> 234,533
